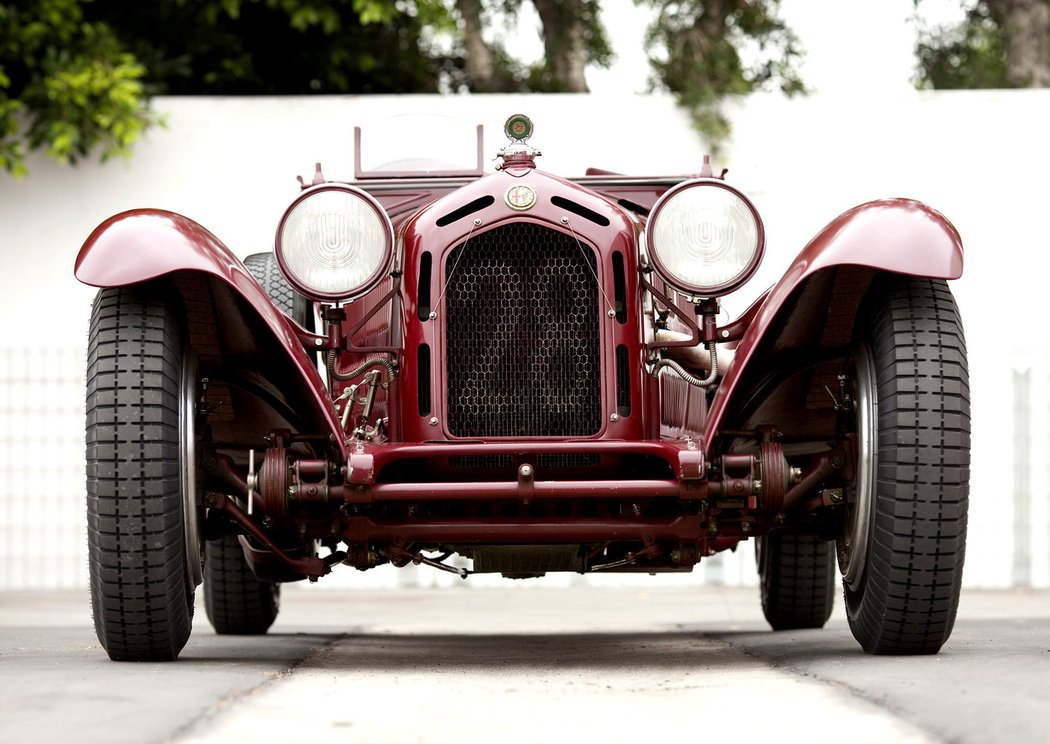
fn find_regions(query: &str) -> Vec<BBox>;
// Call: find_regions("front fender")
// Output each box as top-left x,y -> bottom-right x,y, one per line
76,209 -> 345,456
784,198 -> 963,280
703,199 -> 963,454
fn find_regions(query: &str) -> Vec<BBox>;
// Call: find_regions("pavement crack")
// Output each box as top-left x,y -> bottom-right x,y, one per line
159,633 -> 346,744
710,634 -> 948,743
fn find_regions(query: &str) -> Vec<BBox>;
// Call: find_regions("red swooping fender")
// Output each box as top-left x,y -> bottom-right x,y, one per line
75,209 -> 346,457
703,198 -> 963,456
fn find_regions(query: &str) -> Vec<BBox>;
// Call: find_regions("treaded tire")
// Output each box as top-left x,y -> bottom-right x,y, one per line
757,533 -> 837,630
243,252 -> 310,327
214,251 -> 295,634
842,277 -> 969,655
204,536 -> 280,635
86,287 -> 196,661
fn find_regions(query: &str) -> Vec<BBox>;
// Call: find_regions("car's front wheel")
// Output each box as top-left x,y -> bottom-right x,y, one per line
840,276 -> 969,654
86,286 -> 201,661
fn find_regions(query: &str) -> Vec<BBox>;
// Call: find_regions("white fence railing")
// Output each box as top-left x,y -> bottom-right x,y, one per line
0,346 -> 87,589
1,342 -> 1048,589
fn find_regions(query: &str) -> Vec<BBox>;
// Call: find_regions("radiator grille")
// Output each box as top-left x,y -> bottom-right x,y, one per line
444,222 -> 602,437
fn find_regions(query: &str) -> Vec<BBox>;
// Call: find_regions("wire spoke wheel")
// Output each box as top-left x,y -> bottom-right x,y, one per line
841,276 -> 970,655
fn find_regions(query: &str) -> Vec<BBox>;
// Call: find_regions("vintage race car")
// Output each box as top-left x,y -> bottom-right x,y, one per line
76,114 -> 968,661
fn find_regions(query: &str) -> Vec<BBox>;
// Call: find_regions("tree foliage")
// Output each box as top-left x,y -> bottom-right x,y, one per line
3,0 -> 809,175
639,0 -> 806,149
915,0 -> 1050,89
532,0 -> 612,91
1,0 -> 453,175
86,0 -> 455,95
454,0 -> 612,93
0,0 -> 157,177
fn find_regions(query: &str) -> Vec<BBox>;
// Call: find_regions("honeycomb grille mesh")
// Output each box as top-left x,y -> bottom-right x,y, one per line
444,222 -> 602,437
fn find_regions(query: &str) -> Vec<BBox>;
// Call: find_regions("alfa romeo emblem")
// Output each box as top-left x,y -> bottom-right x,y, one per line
505,184 -> 537,210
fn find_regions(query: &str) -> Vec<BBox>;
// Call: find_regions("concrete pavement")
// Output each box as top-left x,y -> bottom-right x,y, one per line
1,586 -> 1046,743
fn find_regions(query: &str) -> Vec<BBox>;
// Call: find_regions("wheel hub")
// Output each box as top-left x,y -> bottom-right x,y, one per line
181,352 -> 204,587
838,342 -> 877,592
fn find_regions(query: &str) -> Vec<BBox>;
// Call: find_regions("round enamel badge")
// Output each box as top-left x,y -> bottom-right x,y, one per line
505,184 -> 537,210
504,114 -> 534,142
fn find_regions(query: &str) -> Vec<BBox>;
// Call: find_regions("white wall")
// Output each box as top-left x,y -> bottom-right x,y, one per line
1,91 -> 1048,588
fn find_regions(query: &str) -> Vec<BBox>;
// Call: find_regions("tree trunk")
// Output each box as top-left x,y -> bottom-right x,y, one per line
994,0 -> 1050,86
456,0 -> 499,91
532,0 -> 589,92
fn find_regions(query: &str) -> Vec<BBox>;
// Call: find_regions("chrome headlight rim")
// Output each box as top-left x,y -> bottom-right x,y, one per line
275,183 -> 394,302
646,179 -> 765,298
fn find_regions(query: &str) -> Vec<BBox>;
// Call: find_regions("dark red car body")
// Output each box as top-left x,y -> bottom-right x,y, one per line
76,116 -> 968,660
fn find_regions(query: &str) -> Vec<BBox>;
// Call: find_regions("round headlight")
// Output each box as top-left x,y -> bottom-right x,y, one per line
646,180 -> 764,297
275,184 -> 393,301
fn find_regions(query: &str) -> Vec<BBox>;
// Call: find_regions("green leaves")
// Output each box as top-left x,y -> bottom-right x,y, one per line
1,0 -> 812,175
913,1 -> 1011,89
352,0 -> 398,25
638,0 -> 806,152
30,46 -> 154,164
1,0 -> 459,176
87,0 -> 454,95
0,2 -> 158,177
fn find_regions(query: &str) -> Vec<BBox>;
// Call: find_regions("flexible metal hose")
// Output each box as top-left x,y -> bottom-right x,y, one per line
652,342 -> 719,388
326,351 -> 398,383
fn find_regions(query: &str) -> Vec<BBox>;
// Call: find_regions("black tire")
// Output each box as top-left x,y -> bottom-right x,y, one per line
86,287 -> 200,661
840,277 -> 969,655
757,533 -> 837,630
243,252 -> 310,328
204,536 -> 280,635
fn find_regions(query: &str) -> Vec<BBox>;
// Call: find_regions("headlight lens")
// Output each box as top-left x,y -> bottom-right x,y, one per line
646,180 -> 764,297
275,185 -> 393,300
